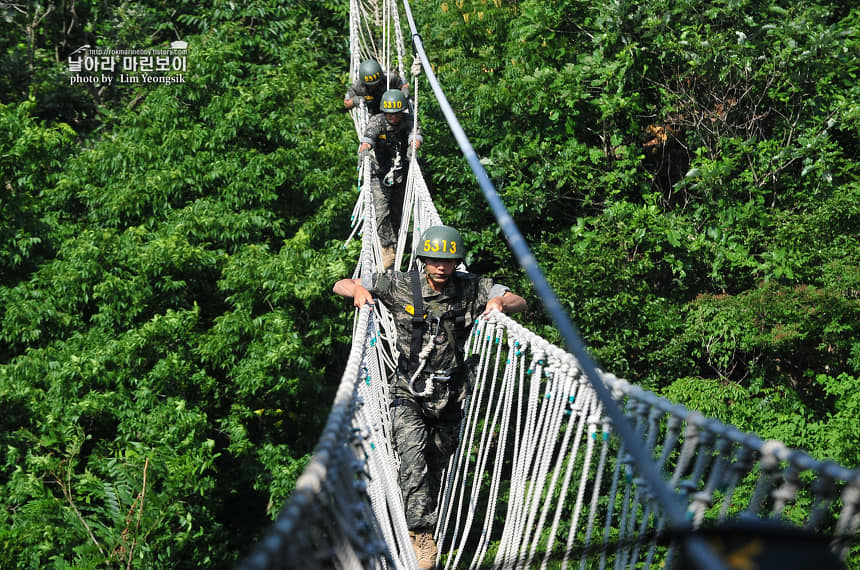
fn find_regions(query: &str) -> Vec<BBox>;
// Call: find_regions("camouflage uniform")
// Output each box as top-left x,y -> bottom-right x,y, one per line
345,73 -> 406,116
369,269 -> 509,531
360,113 -> 422,247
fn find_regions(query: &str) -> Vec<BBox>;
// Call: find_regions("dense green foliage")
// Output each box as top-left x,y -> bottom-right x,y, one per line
420,0 -> 858,459
2,1 -> 356,566
1,0 -> 857,567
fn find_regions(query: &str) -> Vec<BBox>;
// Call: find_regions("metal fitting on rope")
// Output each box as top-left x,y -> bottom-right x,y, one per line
383,151 -> 404,186
410,367 -> 453,396
408,316 -> 441,397
409,370 -> 433,397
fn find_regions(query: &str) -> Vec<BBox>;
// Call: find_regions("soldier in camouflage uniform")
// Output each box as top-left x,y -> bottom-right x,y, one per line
333,226 -> 527,569
343,59 -> 408,115
358,89 -> 422,270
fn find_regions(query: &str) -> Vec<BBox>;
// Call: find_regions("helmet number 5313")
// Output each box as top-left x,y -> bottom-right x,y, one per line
423,239 -> 456,253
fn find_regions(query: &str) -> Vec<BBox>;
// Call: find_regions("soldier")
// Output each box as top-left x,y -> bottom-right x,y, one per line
358,89 -> 422,270
344,59 -> 408,116
333,226 -> 527,570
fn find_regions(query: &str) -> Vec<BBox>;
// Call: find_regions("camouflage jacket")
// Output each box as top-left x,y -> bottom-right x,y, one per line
359,112 -> 422,169
369,270 -> 509,412
345,73 -> 405,115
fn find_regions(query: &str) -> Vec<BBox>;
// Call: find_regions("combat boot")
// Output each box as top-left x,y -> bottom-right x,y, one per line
409,530 -> 437,570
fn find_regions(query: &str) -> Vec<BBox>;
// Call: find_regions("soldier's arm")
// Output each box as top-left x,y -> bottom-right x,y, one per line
333,278 -> 376,309
484,292 -> 526,315
344,84 -> 359,109
408,122 -> 423,150
358,119 -> 380,153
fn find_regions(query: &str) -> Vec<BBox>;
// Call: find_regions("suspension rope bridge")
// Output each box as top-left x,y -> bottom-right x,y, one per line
238,0 -> 860,568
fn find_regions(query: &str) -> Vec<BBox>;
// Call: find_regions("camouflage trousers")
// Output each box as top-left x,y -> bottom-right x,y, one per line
372,179 -> 405,248
362,150 -> 406,247
391,399 -> 461,531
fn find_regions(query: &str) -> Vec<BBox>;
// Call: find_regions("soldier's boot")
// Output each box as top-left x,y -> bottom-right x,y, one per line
409,531 -> 437,570
381,244 -> 396,271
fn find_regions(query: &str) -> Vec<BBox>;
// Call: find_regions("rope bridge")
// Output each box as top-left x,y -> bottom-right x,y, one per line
238,0 -> 860,568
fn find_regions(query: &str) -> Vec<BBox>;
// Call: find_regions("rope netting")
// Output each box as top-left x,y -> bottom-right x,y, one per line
237,1 -> 859,568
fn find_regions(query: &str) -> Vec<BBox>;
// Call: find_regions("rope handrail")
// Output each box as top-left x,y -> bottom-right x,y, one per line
485,311 -> 860,495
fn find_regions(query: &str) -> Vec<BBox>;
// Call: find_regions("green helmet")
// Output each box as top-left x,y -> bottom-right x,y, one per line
359,60 -> 383,86
380,89 -> 408,113
418,226 -> 465,260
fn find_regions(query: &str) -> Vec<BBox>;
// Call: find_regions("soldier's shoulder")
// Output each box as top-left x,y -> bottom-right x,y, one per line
460,272 -> 500,297
368,113 -> 387,127
454,270 -> 482,282
454,271 -> 486,291
376,269 -> 414,290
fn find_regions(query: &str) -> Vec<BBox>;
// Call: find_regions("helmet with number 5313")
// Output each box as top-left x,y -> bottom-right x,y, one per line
418,226 -> 465,260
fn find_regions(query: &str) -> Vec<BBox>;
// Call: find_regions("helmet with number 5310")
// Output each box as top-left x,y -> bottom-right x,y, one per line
380,89 -> 408,113
418,226 -> 465,260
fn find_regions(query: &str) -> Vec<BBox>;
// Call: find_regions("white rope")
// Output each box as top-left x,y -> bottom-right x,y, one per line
578,418 -> 611,570
717,442 -> 756,521
449,325 -> 507,570
641,414 -> 684,568
498,350 -> 545,567
434,320 -> 487,548
521,365 -> 574,568
492,350 -> 538,566
626,407 -> 666,567
531,370 -> 582,569
492,342 -> 529,568
390,0 -> 407,78
549,380 -> 595,569
380,0 -> 388,76
518,359 -> 565,566
440,327 -> 501,568
406,332 -> 437,397
616,401 -> 657,569
436,324 -> 487,565
467,337 -> 521,568
597,396 -> 627,570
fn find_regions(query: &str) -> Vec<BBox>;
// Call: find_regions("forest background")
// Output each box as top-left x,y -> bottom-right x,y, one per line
1,0 -> 857,567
